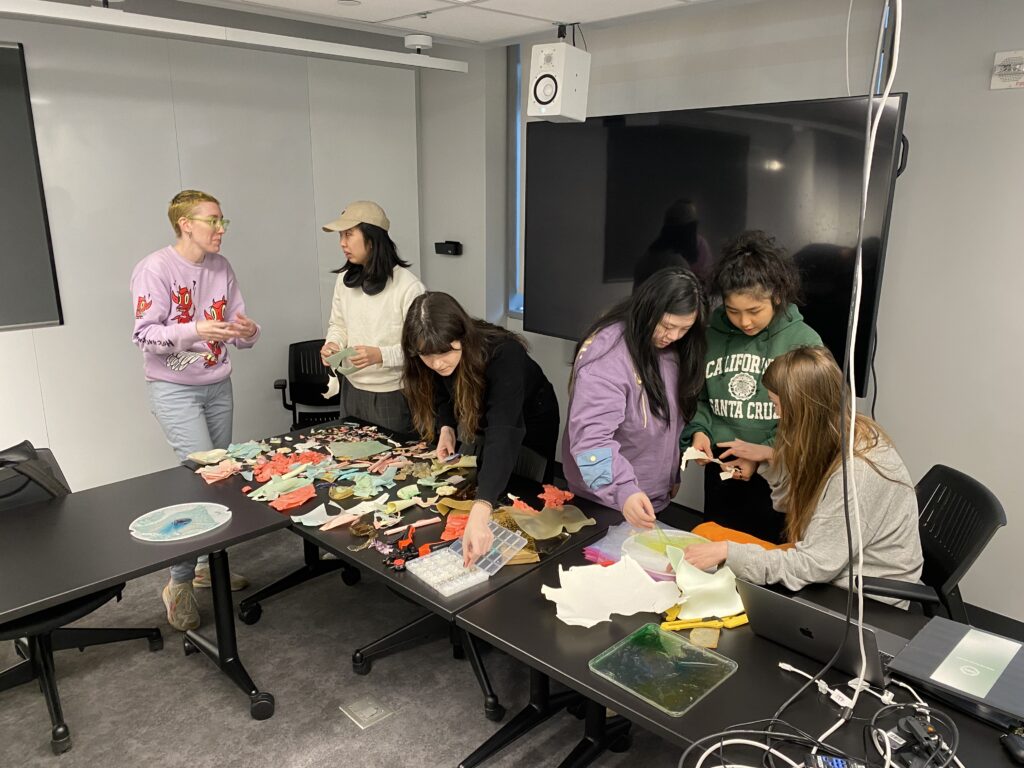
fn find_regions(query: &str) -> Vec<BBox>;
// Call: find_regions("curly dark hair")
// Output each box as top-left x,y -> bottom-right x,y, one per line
710,230 -> 802,308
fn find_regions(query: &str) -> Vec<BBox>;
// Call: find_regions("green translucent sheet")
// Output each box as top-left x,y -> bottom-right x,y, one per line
588,624 -> 737,717
328,440 -> 390,460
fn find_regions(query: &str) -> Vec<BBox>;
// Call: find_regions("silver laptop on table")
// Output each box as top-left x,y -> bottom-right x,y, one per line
737,580 -> 909,688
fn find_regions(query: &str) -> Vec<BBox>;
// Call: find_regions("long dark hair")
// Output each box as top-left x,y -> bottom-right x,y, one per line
333,222 -> 410,296
403,292 -> 527,441
576,267 -> 708,422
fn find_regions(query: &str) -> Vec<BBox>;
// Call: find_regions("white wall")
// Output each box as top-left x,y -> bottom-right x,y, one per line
0,18 -> 420,491
419,0 -> 1024,619
417,44 -> 507,322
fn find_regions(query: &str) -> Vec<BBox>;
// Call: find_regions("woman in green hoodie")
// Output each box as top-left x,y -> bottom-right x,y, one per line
681,231 -> 821,542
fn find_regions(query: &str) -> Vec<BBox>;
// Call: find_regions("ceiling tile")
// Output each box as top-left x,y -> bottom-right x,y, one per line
383,6 -> 554,43
479,0 -> 685,24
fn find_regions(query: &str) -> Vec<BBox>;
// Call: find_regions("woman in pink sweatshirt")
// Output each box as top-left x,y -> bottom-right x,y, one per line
130,189 -> 260,632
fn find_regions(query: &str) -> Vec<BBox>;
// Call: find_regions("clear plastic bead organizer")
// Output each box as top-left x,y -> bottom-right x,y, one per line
406,521 -> 527,597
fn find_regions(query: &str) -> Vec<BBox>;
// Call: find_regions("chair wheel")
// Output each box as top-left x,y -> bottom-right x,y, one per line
608,733 -> 633,753
238,602 -> 262,625
51,724 -> 71,754
484,696 -> 505,722
183,637 -> 198,656
148,632 -> 164,652
250,692 -> 275,720
351,652 -> 371,675
341,567 -> 361,586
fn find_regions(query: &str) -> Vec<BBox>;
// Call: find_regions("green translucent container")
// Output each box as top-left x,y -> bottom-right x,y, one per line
589,623 -> 737,717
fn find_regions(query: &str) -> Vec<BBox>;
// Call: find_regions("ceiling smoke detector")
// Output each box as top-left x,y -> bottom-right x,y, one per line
404,34 -> 433,54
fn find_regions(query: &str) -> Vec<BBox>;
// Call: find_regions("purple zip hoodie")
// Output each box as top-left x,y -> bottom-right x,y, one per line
130,246 -> 259,385
561,323 -> 683,513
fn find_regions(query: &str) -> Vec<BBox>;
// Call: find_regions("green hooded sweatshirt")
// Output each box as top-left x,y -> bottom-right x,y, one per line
681,304 -> 821,447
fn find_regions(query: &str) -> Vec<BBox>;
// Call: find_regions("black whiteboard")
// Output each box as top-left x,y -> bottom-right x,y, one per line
0,42 -> 62,330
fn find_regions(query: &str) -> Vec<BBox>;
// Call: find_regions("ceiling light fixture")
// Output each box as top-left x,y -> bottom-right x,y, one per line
0,0 -> 466,72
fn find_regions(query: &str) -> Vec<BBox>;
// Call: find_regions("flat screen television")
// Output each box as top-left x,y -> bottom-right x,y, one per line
0,42 -> 62,331
523,94 -> 908,395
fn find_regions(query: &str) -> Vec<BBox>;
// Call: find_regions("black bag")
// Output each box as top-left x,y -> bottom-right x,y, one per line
0,440 -> 70,507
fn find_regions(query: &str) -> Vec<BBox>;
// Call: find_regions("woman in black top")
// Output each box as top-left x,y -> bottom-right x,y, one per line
403,292 -> 559,565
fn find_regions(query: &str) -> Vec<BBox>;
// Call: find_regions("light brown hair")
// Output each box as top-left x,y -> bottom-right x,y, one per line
763,346 -> 899,543
168,189 -> 219,237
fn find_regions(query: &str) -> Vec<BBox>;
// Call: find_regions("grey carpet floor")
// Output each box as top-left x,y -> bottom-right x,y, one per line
0,529 -> 681,768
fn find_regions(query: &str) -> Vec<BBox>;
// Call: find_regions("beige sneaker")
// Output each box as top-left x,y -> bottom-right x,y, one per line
193,564 -> 249,592
162,580 -> 200,631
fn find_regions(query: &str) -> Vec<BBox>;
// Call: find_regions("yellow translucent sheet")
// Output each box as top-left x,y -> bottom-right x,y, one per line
509,504 -> 595,540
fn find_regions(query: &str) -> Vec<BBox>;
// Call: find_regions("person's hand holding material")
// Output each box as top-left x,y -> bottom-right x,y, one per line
436,426 -> 457,461
722,456 -> 757,481
461,502 -> 494,566
681,446 -> 738,482
320,341 -> 340,366
622,491 -> 656,529
349,345 -> 382,369
682,541 -> 728,570
690,432 -> 714,465
717,439 -> 773,464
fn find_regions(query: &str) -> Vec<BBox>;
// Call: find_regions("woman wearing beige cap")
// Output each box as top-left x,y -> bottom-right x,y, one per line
320,200 -> 425,433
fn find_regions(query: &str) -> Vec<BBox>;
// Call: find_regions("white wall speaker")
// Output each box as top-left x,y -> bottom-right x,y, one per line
527,41 -> 591,123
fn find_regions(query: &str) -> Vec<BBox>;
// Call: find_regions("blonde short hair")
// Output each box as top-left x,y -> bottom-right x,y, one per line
168,190 -> 220,237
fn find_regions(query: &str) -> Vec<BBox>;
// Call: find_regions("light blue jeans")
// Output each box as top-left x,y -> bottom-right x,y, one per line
147,378 -> 233,584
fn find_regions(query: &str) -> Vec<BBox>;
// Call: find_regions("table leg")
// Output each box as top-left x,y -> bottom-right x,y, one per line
556,699 -> 632,768
462,629 -> 506,722
183,549 -> 275,720
459,669 -> 582,768
238,537 -> 360,625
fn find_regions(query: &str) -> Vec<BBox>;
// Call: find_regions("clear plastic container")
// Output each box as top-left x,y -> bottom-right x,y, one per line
449,519 -> 527,575
405,549 -> 488,597
406,520 -> 527,596
620,527 -> 709,581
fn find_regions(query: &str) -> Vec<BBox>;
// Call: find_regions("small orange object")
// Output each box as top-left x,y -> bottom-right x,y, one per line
441,513 -> 468,541
268,484 -> 318,512
398,525 -> 415,550
241,485 -> 252,493
512,497 -> 539,514
538,484 -> 574,508
691,521 -> 793,551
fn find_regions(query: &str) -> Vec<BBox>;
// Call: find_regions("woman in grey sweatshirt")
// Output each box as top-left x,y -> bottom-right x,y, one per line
684,346 -> 923,595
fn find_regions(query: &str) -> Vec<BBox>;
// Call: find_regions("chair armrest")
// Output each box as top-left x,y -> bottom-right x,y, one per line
274,379 -> 293,411
861,576 -> 942,604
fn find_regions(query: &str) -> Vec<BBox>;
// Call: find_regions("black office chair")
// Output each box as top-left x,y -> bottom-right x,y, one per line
0,441 -> 162,755
862,464 -> 1006,624
274,339 -> 341,431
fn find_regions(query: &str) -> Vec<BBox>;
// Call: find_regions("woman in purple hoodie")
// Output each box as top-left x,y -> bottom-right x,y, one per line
563,267 -> 707,528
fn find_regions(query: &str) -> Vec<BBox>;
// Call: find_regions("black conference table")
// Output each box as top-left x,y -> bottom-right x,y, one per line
455,507 -> 1016,767
0,465 -> 290,719
219,421 -> 623,720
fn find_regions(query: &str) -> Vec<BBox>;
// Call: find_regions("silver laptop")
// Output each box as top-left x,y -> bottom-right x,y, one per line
737,580 -> 908,687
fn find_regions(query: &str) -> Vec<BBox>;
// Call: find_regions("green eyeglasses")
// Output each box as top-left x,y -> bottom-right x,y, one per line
187,215 -> 230,231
